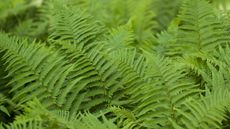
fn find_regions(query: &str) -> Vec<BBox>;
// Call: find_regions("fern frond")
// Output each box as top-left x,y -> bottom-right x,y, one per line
74,112 -> 117,129
49,0 -> 104,45
107,48 -> 147,80
5,119 -> 44,129
152,0 -> 181,31
154,23 -> 179,56
10,98 -> 117,129
129,53 -> 201,128
127,0 -> 157,43
176,0 -> 230,54
0,33 -> 80,111
110,106 -> 139,129
214,45 -> 230,67
0,94 -> 10,117
103,48 -> 152,108
177,50 -> 228,90
51,41 -> 126,113
172,88 -> 230,129
0,33 -> 115,113
105,24 -> 135,51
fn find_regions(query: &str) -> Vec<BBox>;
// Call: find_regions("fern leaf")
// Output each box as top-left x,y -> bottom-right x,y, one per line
177,0 -> 230,54
130,53 -> 201,128
49,0 -> 104,45
173,88 -> 230,129
5,119 -> 44,129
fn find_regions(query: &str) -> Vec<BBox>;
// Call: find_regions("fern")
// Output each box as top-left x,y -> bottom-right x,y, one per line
105,24 -> 135,51
4,98 -> 117,129
1,0 -> 230,129
177,0 -> 230,54
50,41 -> 126,113
152,0 -> 181,32
0,33 -> 71,108
49,0 -> 104,45
130,54 -> 201,128
172,88 -> 230,129
5,119 -> 44,129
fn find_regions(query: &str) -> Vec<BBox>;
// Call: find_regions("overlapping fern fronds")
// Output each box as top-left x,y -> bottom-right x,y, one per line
1,0 -> 230,129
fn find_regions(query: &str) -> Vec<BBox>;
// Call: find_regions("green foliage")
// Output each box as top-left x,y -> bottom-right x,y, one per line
1,0 -> 230,129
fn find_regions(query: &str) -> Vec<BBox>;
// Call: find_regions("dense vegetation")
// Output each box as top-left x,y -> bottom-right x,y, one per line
1,0 -> 230,128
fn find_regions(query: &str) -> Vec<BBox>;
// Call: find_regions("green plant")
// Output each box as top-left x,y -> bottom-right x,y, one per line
1,0 -> 230,128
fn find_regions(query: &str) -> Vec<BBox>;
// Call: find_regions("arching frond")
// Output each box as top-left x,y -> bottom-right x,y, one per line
0,33 -> 76,109
129,53 -> 201,128
51,41 -> 127,113
7,98 -> 117,129
49,0 -> 104,45
104,48 -> 151,107
171,88 -> 230,129
176,0 -> 230,54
